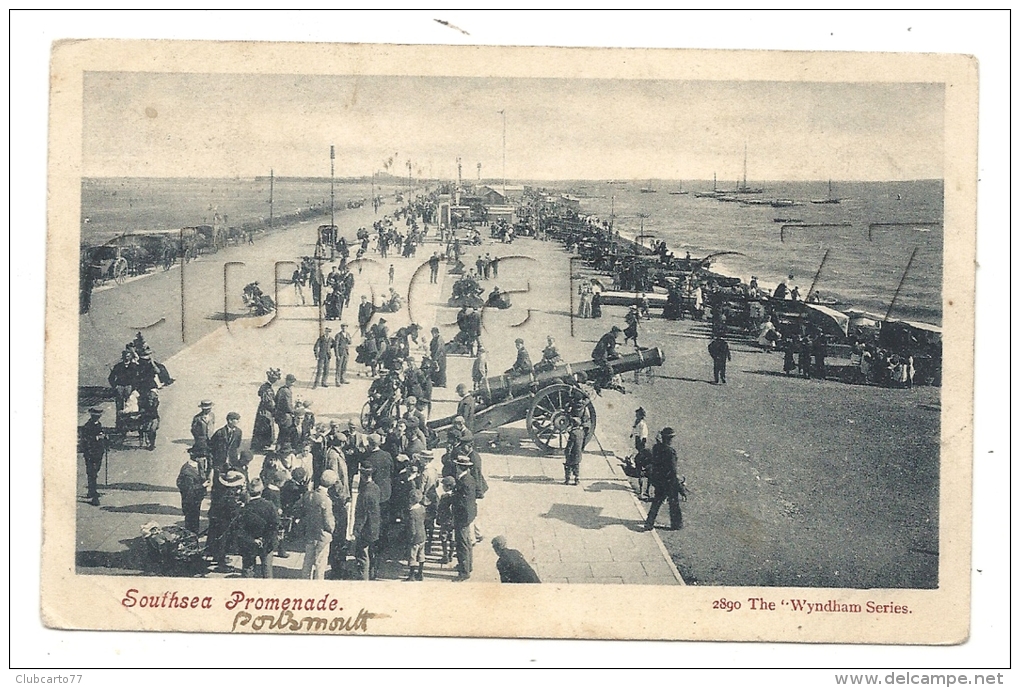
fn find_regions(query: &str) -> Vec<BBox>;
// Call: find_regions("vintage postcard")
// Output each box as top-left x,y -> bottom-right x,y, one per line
43,39 -> 976,643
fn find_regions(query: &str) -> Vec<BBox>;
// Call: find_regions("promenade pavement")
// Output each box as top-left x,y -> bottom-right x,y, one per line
75,210 -> 682,586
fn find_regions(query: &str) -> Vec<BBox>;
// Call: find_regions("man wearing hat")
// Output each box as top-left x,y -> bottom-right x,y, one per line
313,327 -> 333,388
79,407 -> 108,506
210,412 -> 243,474
275,374 -> 298,450
506,338 -> 533,378
190,400 -> 215,478
352,464 -> 382,580
236,478 -> 279,578
364,434 -> 394,544
452,454 -> 478,581
643,427 -> 684,531
108,350 -> 137,416
333,323 -> 352,385
300,470 -> 337,580
492,536 -> 541,584
177,448 -> 208,533
207,467 -> 248,571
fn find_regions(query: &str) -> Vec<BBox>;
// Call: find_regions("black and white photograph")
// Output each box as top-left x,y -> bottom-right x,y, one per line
36,29 -> 984,648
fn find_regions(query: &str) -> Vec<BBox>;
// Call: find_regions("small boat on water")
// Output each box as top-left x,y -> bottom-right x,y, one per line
640,180 -> 657,193
774,218 -> 804,223
770,198 -> 799,208
810,179 -> 841,204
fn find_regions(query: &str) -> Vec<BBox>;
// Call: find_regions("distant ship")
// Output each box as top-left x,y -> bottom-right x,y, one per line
720,143 -> 764,195
694,173 -> 721,198
668,179 -> 688,195
770,198 -> 799,208
640,180 -> 657,193
810,179 -> 841,204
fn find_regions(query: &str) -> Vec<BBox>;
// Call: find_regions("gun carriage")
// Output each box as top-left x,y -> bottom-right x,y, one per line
426,347 -> 665,454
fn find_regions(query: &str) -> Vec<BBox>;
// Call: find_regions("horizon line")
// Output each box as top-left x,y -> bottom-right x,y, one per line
83,176 -> 945,184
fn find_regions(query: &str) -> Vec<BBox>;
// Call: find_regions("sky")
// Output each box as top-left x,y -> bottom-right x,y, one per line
83,72 -> 944,181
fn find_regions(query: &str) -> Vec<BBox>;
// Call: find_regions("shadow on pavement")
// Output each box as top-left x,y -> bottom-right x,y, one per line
106,482 -> 179,493
540,503 -> 638,531
584,481 -> 632,493
102,503 -> 182,516
496,475 -> 558,484
76,536 -> 156,575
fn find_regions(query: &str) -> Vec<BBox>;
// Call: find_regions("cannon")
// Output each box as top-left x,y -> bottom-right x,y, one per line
427,347 -> 665,454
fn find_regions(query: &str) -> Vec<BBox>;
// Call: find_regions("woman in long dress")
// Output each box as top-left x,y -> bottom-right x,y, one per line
251,368 -> 280,452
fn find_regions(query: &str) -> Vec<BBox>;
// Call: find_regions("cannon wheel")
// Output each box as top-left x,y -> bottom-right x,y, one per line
526,383 -> 596,454
112,257 -> 129,284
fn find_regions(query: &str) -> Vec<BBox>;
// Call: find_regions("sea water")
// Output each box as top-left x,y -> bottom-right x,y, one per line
81,177 -> 943,326
544,179 -> 944,326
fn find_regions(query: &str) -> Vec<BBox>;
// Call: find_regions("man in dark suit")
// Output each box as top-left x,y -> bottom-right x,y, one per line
274,374 -> 297,450
333,324 -> 352,385
190,400 -> 215,477
491,536 -> 540,583
176,448 -> 207,533
429,327 -> 447,387
708,335 -> 732,384
210,412 -> 243,473
357,295 -> 374,337
364,434 -> 394,543
353,465 -> 382,580
80,407 -> 107,506
313,327 -> 333,388
235,478 -> 279,578
642,427 -> 684,531
452,455 -> 478,581
506,338 -> 533,377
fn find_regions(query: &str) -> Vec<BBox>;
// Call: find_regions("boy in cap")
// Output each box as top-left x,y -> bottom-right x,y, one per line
80,407 -> 107,506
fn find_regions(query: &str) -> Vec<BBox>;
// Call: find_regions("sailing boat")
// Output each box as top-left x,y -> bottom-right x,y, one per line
640,179 -> 657,193
694,173 -> 719,198
731,143 -> 764,194
811,179 -> 841,204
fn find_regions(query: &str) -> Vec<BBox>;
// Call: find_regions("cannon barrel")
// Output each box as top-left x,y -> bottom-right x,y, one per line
473,346 -> 665,405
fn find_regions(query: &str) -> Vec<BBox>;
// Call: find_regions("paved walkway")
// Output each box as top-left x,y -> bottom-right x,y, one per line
75,213 -> 681,585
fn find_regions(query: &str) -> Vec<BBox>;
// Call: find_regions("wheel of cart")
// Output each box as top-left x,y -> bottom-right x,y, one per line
113,411 -> 148,448
526,383 -> 597,454
111,257 -> 129,285
361,397 -> 401,432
